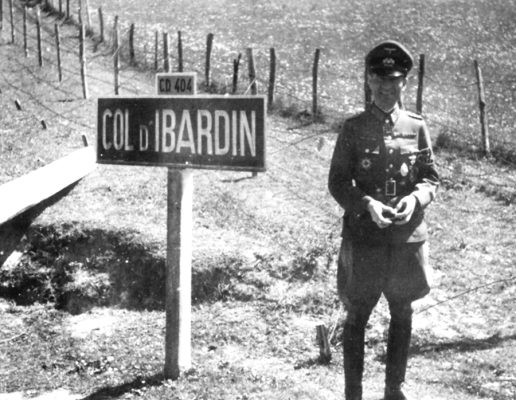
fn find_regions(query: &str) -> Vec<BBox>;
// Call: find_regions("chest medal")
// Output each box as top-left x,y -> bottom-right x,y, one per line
360,158 -> 372,170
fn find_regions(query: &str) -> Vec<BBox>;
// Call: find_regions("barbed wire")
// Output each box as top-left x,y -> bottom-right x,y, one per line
0,68 -> 94,132
416,275 -> 516,314
1,1 -> 514,330
3,0 -> 515,193
11,4 -> 83,55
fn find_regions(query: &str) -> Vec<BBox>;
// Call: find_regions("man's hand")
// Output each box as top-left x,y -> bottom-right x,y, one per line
393,194 -> 417,225
367,199 -> 396,229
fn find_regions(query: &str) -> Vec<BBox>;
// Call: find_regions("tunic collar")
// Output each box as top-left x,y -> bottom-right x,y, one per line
369,103 -> 402,125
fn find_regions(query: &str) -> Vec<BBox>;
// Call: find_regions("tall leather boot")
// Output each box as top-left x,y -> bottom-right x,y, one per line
384,313 -> 412,400
343,318 -> 367,400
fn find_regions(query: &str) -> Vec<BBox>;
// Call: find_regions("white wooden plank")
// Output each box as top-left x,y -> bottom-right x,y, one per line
0,147 -> 96,225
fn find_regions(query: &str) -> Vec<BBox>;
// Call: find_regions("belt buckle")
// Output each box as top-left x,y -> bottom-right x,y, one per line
385,179 -> 396,196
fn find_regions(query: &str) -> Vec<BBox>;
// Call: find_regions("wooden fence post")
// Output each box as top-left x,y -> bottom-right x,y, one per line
474,60 -> 490,156
112,15 -> 118,54
163,31 -> 170,72
84,0 -> 91,33
142,43 -> 148,68
268,47 -> 276,112
66,0 -> 70,20
36,6 -> 43,67
78,0 -> 82,26
247,48 -> 258,177
416,54 -> 425,114
232,53 -> 241,94
316,324 -> 331,364
98,7 -> 104,42
55,23 -> 62,82
0,0 -> 3,31
114,23 -> 119,95
177,30 -> 183,72
23,7 -> 28,57
9,0 -> 14,43
59,0 -> 62,15
246,47 -> 257,95
312,48 -> 320,119
205,33 -> 214,87
154,30 -> 159,70
129,23 -> 135,65
80,24 -> 88,99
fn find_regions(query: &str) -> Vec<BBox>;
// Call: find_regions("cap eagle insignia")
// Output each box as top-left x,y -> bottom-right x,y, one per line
382,57 -> 395,67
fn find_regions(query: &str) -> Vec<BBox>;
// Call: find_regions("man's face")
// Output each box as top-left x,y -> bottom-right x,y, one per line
367,73 -> 407,111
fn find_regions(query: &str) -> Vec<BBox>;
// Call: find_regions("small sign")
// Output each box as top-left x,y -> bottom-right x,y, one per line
156,73 -> 196,95
97,95 -> 266,171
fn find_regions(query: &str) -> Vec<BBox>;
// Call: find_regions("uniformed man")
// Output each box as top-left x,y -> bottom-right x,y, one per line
328,40 -> 439,400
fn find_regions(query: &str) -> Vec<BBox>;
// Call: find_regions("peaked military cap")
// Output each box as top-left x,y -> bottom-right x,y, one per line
366,40 -> 413,77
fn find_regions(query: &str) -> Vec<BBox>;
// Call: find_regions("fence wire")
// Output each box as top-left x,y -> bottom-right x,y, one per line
2,0 -> 516,204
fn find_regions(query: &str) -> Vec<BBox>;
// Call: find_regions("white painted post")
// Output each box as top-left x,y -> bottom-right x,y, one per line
164,168 -> 193,379
157,73 -> 196,380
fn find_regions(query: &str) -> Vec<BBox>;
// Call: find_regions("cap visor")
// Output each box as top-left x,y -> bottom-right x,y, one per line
370,67 -> 405,77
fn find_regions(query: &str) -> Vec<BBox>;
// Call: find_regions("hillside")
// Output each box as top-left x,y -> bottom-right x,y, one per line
0,1 -> 515,399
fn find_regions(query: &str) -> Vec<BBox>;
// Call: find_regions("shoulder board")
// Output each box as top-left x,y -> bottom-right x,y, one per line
405,110 -> 423,120
346,110 -> 367,122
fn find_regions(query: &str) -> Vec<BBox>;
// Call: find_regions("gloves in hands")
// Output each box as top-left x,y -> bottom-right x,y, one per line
367,195 -> 417,229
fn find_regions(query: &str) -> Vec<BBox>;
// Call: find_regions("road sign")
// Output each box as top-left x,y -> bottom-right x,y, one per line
96,80 -> 267,380
156,72 -> 196,95
97,95 -> 266,172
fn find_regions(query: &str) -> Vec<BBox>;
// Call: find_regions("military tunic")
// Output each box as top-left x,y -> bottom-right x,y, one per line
328,104 -> 439,304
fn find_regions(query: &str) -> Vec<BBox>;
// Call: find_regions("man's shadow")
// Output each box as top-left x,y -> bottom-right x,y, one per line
80,373 -> 164,400
409,332 -> 516,356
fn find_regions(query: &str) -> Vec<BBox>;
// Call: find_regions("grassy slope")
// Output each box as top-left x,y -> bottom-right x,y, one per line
87,0 -> 516,151
0,1 -> 515,399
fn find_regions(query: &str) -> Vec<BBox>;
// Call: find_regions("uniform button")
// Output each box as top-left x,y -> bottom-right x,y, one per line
376,188 -> 382,193
365,148 -> 370,153
389,149 -> 394,154
385,168 -> 389,173
389,164 -> 394,168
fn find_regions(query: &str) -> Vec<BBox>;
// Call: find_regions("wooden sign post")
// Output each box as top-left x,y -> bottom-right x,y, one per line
158,72 -> 196,379
165,167 -> 193,378
96,78 -> 266,380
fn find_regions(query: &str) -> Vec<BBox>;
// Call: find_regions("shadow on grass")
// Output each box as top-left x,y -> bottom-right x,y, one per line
80,373 -> 165,400
372,333 -> 516,364
0,222 -> 269,313
0,183 -> 77,267
409,333 -> 516,356
0,223 -> 167,312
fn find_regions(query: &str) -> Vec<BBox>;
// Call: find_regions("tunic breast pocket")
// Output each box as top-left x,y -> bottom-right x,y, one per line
400,146 -> 419,165
399,147 -> 419,183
